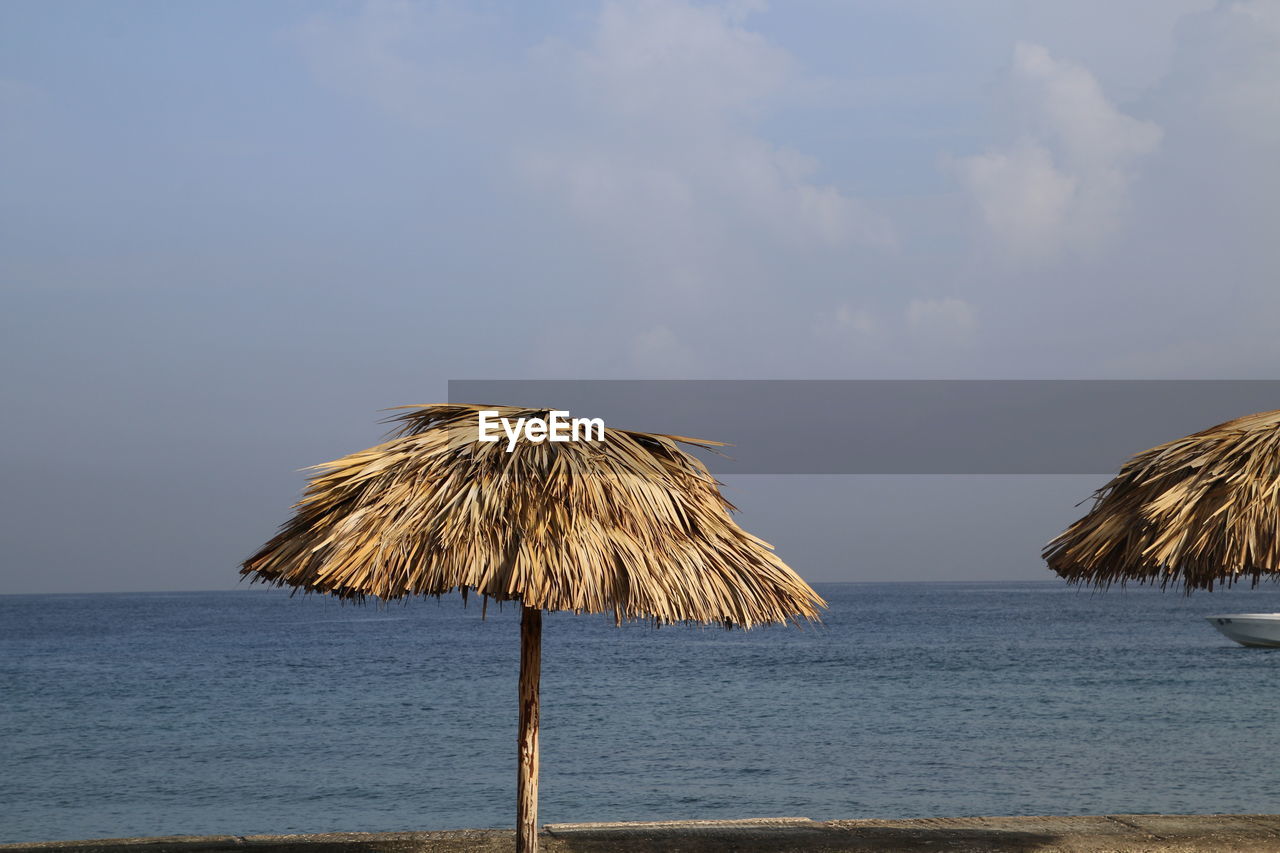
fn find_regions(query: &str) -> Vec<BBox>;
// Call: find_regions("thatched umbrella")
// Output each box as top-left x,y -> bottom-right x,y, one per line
242,404 -> 823,853
1044,408 -> 1280,591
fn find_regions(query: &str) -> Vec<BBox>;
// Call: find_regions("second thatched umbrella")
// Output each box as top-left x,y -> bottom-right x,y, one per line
1044,408 -> 1280,591
242,404 -> 824,853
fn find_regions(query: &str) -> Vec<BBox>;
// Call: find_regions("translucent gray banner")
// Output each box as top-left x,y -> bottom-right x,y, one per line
446,380 -> 1280,474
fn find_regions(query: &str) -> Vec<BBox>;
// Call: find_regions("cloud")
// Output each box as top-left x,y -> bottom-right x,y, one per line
1010,43 -> 1162,172
298,1 -> 517,128
815,298 -> 978,358
579,0 -> 785,125
520,0 -> 895,290
813,304 -> 883,348
832,305 -> 880,338
299,0 -> 895,377
304,0 -> 898,259
955,43 -> 1161,261
293,2 -> 1272,378
906,298 -> 978,347
955,141 -> 1077,261
1153,0 -> 1280,152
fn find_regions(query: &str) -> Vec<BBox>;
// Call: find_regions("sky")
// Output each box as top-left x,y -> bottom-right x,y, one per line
2,0 -> 1278,594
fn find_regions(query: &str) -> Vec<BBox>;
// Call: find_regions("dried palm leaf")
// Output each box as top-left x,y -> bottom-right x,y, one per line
242,404 -> 823,853
1045,408 -> 1280,591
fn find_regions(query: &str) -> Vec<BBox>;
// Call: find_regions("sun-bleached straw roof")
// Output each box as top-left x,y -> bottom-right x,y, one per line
1044,408 -> 1280,591
242,405 -> 824,627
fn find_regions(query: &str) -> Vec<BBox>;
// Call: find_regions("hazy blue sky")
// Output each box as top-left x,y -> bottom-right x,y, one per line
2,1 -> 1277,593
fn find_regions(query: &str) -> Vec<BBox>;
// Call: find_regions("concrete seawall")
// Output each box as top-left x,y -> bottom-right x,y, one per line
6,815 -> 1280,853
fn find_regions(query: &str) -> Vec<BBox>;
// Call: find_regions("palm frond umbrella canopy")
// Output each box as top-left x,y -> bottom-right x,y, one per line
1044,408 -> 1280,591
242,404 -> 824,853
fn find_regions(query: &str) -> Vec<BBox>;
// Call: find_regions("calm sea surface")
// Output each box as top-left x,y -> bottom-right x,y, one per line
3,582 -> 1280,843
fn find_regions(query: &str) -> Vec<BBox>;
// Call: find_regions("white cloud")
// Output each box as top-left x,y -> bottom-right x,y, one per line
955,142 -> 1077,261
815,298 -> 978,358
295,0 -> 901,378
906,298 -> 978,346
293,2 -> 1274,378
1009,0 -> 1215,102
1154,0 -> 1280,151
1010,43 -> 1162,172
580,0 -> 787,125
834,304 -> 880,337
521,0 -> 895,288
955,43 -> 1161,261
814,304 -> 882,346
298,1 -> 516,127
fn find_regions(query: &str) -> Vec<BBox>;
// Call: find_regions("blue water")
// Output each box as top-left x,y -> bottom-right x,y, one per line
3,582 -> 1280,843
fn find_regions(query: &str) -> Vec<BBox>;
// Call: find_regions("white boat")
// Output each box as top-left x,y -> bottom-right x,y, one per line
1206,613 -> 1280,647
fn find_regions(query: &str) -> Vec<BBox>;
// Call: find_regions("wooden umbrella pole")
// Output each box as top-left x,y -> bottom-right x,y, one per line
516,605 -> 542,853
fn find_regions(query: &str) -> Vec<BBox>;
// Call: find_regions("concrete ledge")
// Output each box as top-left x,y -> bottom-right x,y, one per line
5,815 -> 1280,853
545,817 -> 815,833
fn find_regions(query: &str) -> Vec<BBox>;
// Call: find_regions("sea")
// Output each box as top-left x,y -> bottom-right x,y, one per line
3,582 -> 1280,843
